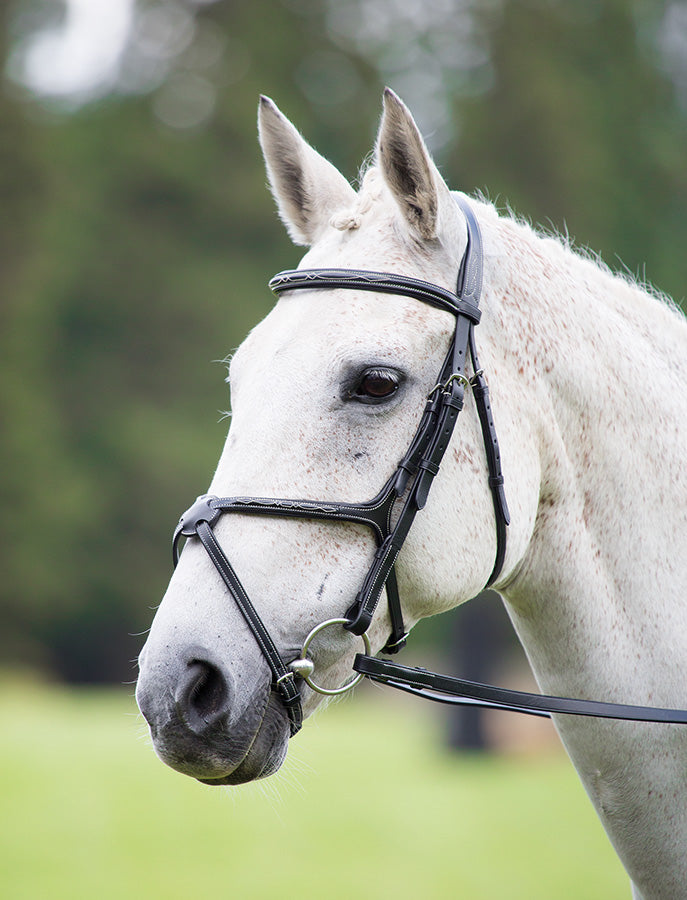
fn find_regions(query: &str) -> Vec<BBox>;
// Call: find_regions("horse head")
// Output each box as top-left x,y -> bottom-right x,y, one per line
136,90 -> 535,785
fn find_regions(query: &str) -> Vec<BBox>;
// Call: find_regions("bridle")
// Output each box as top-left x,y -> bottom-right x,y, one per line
171,196 -> 687,735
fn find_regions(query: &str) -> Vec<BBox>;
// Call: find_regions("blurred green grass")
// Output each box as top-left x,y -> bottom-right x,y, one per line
1,677 -> 629,899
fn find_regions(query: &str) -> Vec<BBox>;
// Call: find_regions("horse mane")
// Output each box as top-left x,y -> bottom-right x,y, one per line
473,190 -> 685,321
327,165 -> 684,323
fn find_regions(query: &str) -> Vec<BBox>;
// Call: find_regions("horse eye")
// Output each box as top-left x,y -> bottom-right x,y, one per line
351,368 -> 401,403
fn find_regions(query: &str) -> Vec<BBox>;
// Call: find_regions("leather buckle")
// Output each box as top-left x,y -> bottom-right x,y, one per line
428,371 -> 469,399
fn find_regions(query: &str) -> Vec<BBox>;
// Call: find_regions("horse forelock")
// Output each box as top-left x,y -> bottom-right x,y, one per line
328,167 -> 385,233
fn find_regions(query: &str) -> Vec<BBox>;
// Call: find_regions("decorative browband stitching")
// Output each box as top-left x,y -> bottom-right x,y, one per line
268,268 -> 482,324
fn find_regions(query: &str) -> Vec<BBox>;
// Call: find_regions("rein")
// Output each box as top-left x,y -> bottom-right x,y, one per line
352,654 -> 687,724
172,196 -> 687,734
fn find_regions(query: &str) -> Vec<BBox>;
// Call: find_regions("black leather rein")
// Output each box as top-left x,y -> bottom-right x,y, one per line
352,655 -> 687,724
171,195 -> 687,735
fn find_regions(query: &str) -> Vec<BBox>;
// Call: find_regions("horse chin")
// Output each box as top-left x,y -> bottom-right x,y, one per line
149,689 -> 290,786
196,700 -> 290,786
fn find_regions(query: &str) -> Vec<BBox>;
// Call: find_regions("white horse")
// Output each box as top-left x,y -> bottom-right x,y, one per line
136,90 -> 687,899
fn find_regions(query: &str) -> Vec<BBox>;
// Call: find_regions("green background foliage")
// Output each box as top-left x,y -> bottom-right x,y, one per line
0,679 -> 629,898
1,0 -> 685,683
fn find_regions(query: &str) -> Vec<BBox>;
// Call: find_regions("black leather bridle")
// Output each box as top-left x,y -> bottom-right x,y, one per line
171,196 -> 687,736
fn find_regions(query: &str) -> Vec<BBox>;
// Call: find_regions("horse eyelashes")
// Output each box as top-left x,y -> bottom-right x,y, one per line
347,367 -> 403,404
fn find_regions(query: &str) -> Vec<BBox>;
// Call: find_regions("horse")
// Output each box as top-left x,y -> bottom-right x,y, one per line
136,89 -> 687,899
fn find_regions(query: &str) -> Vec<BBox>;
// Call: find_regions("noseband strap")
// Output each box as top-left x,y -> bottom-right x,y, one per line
172,196 -> 510,735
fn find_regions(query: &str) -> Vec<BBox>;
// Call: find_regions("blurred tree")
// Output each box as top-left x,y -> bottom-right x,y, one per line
1,0 -> 685,684
326,0 -> 686,304
0,5 -> 64,671
453,0 -> 687,305
0,0 -> 381,681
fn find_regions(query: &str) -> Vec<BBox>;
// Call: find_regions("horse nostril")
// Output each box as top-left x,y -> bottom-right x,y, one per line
177,658 -> 231,734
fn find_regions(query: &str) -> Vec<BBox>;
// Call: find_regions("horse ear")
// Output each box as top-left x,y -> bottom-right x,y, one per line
258,96 -> 357,247
376,88 -> 451,242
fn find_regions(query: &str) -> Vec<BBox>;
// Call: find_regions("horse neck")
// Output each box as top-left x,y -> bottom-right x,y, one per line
485,211 -> 687,704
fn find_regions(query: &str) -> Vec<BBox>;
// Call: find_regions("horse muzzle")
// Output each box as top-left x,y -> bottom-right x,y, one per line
136,645 -> 290,784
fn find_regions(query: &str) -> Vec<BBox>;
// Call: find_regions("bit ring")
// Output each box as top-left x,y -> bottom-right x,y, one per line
290,618 -> 371,696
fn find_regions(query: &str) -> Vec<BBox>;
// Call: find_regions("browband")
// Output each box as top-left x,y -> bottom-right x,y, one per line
269,268 -> 482,324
